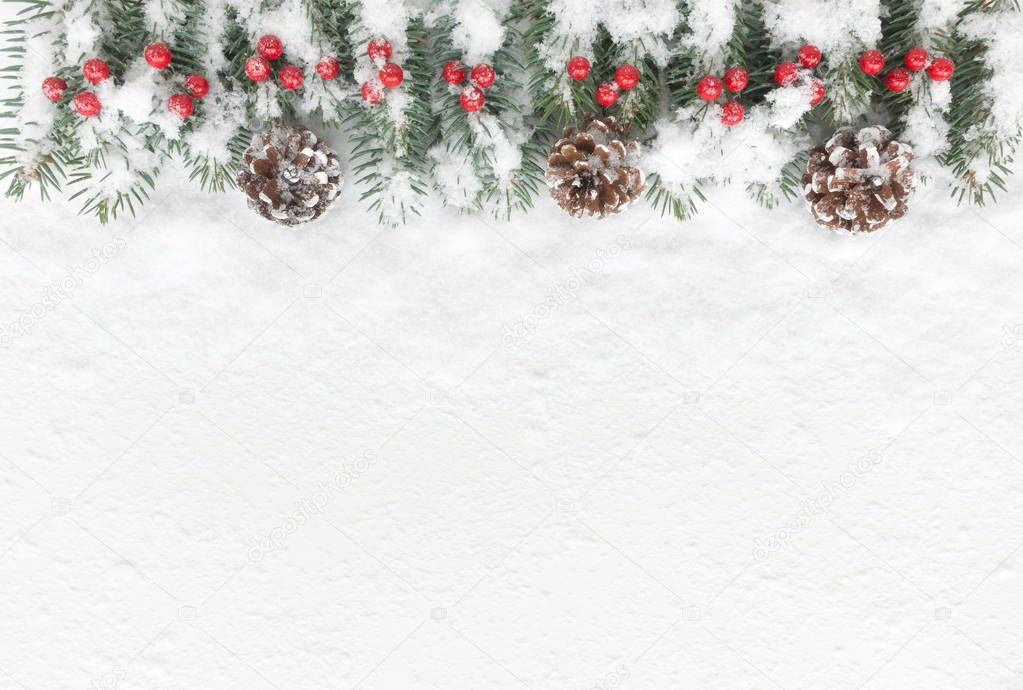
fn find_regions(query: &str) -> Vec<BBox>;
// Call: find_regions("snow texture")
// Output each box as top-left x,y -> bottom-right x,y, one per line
902,80 -> 952,182
430,143 -> 484,208
537,0 -> 676,109
15,12 -> 61,166
2,153 -> 1023,690
604,0 -> 678,64
231,0 -> 320,65
682,0 -> 736,68
960,10 -> 1023,141
646,87 -> 809,202
916,0 -> 967,40
450,0 -> 510,64
62,0 -> 100,63
764,0 -> 882,62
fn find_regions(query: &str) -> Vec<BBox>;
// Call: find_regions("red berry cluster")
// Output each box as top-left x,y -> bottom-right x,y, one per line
599,64 -> 640,106
43,44 -> 209,119
695,66 -> 748,126
562,56 -> 639,107
773,43 -> 826,106
443,60 -> 496,112
140,42 -> 209,119
43,57 -> 109,116
41,46 -> 209,120
245,34 -> 301,88
245,33 -> 337,95
858,47 -> 954,92
360,37 -> 404,105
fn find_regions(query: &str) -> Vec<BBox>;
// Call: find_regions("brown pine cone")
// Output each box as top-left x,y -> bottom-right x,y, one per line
546,116 -> 645,219
803,125 -> 914,234
237,124 -> 343,226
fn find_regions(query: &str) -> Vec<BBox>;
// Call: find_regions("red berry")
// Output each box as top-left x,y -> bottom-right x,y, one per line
245,55 -> 271,82
279,64 -> 303,89
144,42 -> 172,69
73,91 -> 100,116
904,47 -> 929,72
696,74 -> 723,100
723,66 -> 748,92
367,37 -> 391,62
567,55 -> 590,80
168,93 -> 194,118
927,56 -> 954,81
614,64 -> 639,90
257,34 -> 283,60
471,63 -> 495,89
82,58 -> 109,84
41,76 -> 67,101
885,68 -> 910,92
361,80 -> 382,104
596,81 -> 618,107
316,56 -> 340,80
798,44 -> 822,68
721,100 -> 744,127
774,61 -> 799,86
809,79 -> 826,105
184,73 -> 209,98
379,62 -> 403,88
859,50 -> 885,75
443,60 -> 466,85
460,85 -> 485,112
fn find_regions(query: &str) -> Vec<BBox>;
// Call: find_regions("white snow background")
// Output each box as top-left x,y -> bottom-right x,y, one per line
3,147 -> 1023,690
4,49 -> 1023,686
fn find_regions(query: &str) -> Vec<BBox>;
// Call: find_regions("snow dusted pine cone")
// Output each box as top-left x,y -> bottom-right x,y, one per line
237,124 -> 343,226
546,116 -> 644,219
803,125 -> 914,234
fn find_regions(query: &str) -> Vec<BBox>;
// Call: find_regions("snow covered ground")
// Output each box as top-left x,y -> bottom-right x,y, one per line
2,160 -> 1023,689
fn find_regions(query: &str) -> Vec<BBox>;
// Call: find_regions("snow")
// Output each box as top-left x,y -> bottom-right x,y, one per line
62,0 -> 100,63
469,112 -> 524,185
187,92 -> 247,163
961,10 -> 1023,141
902,80 -> 952,181
450,0 -> 509,64
14,13 -> 61,165
764,79 -> 814,129
200,0 -> 232,74
143,0 -> 176,33
916,0 -> 967,39
3,152 -> 1023,688
231,0 -> 321,64
682,0 -> 736,66
764,0 -> 881,62
355,0 -> 413,44
604,0 -> 678,64
645,97 -> 807,204
535,0 -> 604,105
430,143 -> 484,208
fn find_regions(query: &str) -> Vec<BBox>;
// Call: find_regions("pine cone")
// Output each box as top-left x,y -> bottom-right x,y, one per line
546,116 -> 644,219
237,124 -> 343,226
803,125 -> 914,234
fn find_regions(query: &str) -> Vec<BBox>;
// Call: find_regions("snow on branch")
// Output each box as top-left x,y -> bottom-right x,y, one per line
764,0 -> 881,62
